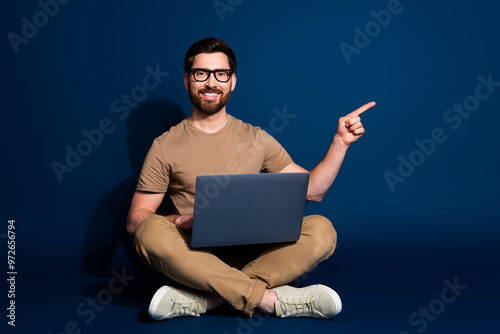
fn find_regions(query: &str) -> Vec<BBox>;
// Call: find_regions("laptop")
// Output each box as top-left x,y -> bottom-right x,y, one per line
190,172 -> 309,248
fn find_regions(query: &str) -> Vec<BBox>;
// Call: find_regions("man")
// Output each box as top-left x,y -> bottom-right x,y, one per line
127,37 -> 375,320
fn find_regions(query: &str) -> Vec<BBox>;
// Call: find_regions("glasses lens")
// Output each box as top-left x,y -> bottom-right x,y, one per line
193,70 -> 208,81
215,70 -> 230,82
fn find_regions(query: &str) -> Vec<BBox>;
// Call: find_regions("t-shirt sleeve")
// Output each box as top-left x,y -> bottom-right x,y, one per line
260,130 -> 293,173
136,138 -> 169,192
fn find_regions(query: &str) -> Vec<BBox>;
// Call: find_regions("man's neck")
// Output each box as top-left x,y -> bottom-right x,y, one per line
189,108 -> 229,134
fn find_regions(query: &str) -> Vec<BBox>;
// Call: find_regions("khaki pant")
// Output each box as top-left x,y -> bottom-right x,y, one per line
134,214 -> 337,316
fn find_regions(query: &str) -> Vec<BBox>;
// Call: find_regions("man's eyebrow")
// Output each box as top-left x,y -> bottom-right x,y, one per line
191,68 -> 231,70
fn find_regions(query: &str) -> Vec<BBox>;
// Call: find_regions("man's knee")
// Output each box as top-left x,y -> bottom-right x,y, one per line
134,215 -> 179,259
303,215 -> 337,258
135,215 -> 168,241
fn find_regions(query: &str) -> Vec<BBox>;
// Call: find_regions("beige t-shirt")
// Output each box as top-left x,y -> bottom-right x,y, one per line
137,115 -> 293,214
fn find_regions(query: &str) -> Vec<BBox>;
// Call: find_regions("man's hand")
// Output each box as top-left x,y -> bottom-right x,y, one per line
166,214 -> 194,230
281,101 -> 376,202
335,101 -> 376,147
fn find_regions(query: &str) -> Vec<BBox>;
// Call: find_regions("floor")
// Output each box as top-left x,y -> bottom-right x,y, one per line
8,239 -> 499,334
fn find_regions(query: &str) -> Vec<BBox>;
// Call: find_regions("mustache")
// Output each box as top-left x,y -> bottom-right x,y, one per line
199,88 -> 223,94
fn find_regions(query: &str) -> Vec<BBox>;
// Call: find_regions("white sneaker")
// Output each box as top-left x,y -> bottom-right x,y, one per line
272,284 -> 342,319
148,286 -> 207,320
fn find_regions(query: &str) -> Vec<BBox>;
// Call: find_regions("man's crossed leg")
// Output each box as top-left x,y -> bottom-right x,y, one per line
134,214 -> 341,320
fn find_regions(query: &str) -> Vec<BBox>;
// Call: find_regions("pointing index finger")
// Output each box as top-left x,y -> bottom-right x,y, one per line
349,101 -> 376,117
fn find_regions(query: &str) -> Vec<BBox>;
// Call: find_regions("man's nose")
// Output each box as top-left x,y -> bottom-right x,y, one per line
206,72 -> 218,87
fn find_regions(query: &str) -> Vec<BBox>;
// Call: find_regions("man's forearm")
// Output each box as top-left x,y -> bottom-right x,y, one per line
307,136 -> 349,202
127,209 -> 155,235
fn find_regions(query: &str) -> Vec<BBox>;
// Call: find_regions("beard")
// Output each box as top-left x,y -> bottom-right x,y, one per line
188,85 -> 231,115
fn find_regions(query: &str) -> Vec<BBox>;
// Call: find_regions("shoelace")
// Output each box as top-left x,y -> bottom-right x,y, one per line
280,297 -> 315,317
170,298 -> 201,316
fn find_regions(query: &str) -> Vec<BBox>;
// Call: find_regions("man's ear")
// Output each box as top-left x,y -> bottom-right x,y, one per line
184,73 -> 189,90
231,73 -> 237,91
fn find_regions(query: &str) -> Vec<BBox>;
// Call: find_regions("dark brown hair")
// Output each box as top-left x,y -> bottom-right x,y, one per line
183,37 -> 237,73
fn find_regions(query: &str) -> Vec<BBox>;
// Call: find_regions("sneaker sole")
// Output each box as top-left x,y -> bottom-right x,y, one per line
315,284 -> 342,317
148,286 -> 174,320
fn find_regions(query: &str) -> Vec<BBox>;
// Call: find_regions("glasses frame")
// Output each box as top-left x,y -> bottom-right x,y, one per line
188,68 -> 234,83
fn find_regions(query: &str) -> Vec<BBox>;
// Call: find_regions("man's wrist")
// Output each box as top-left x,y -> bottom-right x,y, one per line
332,135 -> 350,151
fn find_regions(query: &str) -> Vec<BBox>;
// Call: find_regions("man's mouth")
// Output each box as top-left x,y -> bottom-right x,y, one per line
200,91 -> 222,101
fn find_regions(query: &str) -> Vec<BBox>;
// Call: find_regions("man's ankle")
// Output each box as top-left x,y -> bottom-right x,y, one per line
257,289 -> 277,314
206,294 -> 225,310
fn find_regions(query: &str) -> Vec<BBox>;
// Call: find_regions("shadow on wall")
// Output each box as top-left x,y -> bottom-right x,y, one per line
81,99 -> 185,277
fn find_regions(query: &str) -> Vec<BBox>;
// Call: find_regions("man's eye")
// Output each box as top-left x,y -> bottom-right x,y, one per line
216,71 -> 228,78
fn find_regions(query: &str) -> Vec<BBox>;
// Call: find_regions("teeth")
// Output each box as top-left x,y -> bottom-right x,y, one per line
203,93 -> 219,96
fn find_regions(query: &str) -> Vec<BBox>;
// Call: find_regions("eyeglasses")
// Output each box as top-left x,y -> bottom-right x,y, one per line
188,68 -> 234,83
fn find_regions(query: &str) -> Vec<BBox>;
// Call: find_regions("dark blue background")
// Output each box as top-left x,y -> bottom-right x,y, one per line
1,0 -> 499,333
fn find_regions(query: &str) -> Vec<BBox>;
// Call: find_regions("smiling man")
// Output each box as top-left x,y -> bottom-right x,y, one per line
127,37 -> 375,320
